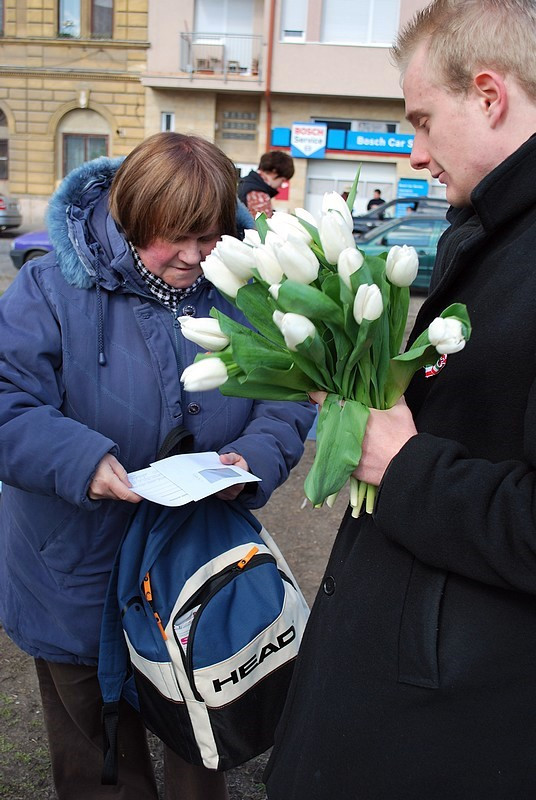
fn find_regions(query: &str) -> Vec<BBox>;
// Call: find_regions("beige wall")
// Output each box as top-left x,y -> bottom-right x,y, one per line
0,0 -> 148,225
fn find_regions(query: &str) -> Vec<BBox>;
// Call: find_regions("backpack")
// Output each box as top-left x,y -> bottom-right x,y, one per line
98,495 -> 309,782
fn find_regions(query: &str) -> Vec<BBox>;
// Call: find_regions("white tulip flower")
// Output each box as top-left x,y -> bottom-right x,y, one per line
322,191 -> 354,231
294,207 -> 318,228
243,228 -> 262,247
215,235 -> 255,279
353,283 -> 383,324
272,309 -> 286,329
267,211 -> 312,244
385,244 -> 419,287
201,252 -> 248,298
276,236 -> 319,284
319,210 -> 356,264
181,358 -> 228,391
273,311 -> 317,352
428,317 -> 466,354
337,247 -> 364,290
178,316 -> 230,352
269,283 -> 281,300
254,246 -> 284,285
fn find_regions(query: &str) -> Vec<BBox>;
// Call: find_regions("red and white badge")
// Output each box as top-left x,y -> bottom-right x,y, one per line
424,353 -> 448,378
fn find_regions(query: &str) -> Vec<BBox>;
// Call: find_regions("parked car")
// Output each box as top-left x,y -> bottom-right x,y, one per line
0,193 -> 22,232
9,229 -> 52,269
356,214 -> 451,291
353,196 -> 449,236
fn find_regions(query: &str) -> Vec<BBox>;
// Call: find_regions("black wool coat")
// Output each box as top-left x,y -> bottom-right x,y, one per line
265,135 -> 536,800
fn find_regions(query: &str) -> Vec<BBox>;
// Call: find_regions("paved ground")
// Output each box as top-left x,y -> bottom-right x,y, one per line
0,233 -> 424,798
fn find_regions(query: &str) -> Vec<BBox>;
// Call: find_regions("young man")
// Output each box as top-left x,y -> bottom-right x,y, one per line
237,150 -> 294,218
264,1 -> 536,798
366,188 -> 385,211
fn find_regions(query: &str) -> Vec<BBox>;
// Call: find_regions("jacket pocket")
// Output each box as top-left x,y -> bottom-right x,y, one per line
397,558 -> 447,688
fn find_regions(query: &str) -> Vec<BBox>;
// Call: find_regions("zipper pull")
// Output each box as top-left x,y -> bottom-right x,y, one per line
143,572 -> 153,602
237,546 -> 259,569
154,612 -> 168,641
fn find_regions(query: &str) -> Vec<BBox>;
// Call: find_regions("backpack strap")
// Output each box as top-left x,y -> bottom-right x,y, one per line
157,424 -> 194,460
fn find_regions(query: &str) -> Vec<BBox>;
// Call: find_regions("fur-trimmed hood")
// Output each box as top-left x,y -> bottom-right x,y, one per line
45,156 -> 127,290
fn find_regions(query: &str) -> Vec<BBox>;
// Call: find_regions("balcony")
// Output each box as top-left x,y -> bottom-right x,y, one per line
180,32 -> 262,82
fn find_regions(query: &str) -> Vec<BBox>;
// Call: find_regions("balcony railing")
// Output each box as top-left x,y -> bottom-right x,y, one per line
180,32 -> 262,81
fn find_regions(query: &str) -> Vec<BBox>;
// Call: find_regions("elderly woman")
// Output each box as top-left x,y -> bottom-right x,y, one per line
0,132 -> 314,800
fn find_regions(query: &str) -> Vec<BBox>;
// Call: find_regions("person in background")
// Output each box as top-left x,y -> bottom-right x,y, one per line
238,150 -> 295,218
264,0 -> 536,797
0,132 -> 314,800
366,187 -> 385,211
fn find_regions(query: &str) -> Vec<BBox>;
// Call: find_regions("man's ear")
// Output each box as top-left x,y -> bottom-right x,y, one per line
473,71 -> 508,128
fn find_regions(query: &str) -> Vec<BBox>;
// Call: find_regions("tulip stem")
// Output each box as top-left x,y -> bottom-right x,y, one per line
365,483 -> 376,514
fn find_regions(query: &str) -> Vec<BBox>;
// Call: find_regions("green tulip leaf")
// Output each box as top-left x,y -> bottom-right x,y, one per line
304,394 -> 370,505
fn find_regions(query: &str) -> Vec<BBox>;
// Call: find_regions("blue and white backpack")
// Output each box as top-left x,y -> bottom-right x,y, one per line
98,495 -> 309,781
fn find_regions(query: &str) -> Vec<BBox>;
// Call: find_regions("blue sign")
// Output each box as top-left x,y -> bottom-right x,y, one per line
347,131 -> 414,154
291,122 -> 327,159
395,178 -> 429,214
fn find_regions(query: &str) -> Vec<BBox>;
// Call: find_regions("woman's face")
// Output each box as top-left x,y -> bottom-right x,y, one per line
137,230 -> 221,289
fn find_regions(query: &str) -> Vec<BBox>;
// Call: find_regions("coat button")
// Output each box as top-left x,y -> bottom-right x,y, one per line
322,575 -> 336,595
187,402 -> 201,415
182,304 -> 196,316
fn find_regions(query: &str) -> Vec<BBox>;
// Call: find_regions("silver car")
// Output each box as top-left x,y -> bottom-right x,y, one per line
0,193 -> 22,232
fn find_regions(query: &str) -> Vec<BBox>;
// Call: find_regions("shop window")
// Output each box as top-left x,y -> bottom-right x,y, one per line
63,133 -> 108,176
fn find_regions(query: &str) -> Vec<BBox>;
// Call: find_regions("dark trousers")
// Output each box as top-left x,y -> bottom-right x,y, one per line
35,659 -> 229,800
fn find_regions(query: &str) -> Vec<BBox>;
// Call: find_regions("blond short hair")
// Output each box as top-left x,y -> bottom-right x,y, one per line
392,0 -> 536,102
108,132 -> 238,247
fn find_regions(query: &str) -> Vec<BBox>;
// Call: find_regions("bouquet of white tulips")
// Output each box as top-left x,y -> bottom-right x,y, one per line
180,177 -> 471,516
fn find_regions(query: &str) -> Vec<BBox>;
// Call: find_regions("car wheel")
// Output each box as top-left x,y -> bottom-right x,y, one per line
23,249 -> 49,264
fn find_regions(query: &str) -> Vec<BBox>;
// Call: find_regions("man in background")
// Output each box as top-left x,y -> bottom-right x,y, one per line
366,187 -> 385,211
238,150 -> 294,218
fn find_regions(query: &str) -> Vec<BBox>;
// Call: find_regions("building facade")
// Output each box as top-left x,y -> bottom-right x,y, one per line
143,0 -> 442,217
0,0 -> 148,224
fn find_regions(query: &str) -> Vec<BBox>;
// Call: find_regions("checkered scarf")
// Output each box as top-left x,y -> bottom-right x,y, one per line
129,242 -> 204,311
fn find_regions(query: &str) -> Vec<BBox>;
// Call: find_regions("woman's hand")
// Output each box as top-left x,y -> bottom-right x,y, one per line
216,451 -> 249,500
353,397 -> 417,486
88,453 -> 143,503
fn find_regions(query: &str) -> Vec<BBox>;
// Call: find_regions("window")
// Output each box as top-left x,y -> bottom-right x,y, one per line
0,0 -> 4,36
63,133 -> 108,176
280,0 -> 307,41
161,112 -> 175,132
59,0 -> 81,37
58,0 -> 113,38
0,140 -> 7,180
0,110 -> 8,179
91,0 -> 113,38
321,0 -> 399,45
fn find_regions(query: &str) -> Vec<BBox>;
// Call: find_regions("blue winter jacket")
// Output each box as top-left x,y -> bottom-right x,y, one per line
0,157 -> 314,665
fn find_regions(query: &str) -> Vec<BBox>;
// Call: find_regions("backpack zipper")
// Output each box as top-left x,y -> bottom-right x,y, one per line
173,552 -> 277,701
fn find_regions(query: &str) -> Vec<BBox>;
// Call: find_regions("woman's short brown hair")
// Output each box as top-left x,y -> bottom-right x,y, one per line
108,132 -> 238,247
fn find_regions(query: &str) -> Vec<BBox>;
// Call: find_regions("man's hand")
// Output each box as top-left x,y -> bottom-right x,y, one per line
88,453 -> 143,503
308,391 -> 418,487
216,451 -> 250,500
353,398 -> 417,486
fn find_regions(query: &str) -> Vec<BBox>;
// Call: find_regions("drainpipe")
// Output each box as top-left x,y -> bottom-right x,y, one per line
265,0 -> 276,151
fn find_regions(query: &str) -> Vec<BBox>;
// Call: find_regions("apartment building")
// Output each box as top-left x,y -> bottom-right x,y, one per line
0,0 -> 148,223
144,0 -> 443,217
